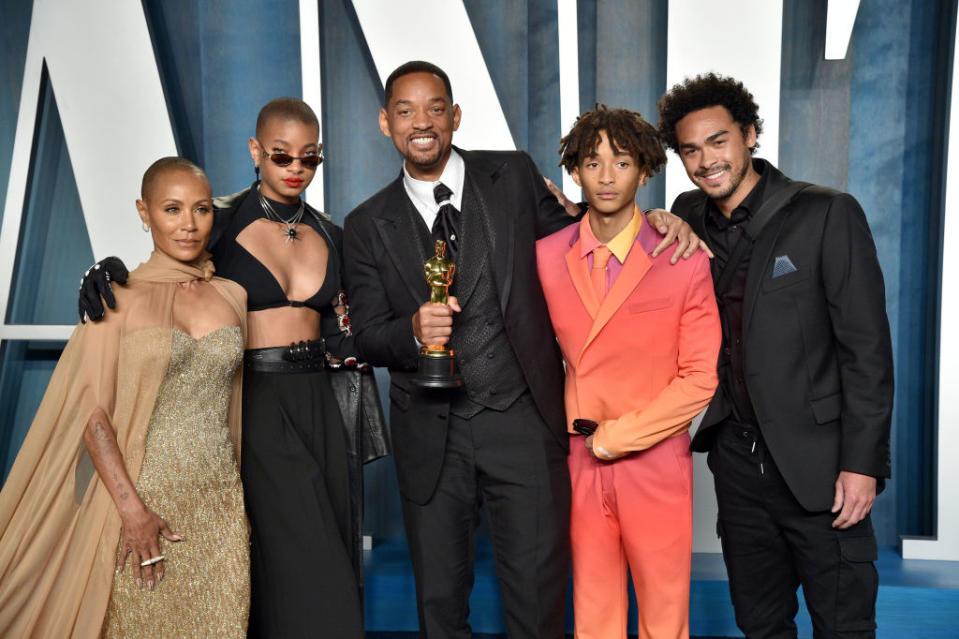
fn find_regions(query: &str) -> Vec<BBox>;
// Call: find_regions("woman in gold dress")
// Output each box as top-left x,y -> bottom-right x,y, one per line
0,157 -> 250,637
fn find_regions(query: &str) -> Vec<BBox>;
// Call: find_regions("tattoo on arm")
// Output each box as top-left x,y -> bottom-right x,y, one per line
111,469 -> 129,500
85,412 -> 138,510
93,420 -> 109,441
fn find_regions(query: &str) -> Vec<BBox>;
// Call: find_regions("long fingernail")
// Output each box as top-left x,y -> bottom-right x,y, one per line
136,578 -> 142,588
148,580 -> 154,590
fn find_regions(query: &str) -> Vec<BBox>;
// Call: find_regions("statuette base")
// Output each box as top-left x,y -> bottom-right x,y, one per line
413,349 -> 464,389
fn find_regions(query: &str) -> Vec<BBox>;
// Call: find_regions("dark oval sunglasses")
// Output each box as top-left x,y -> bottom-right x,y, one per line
258,140 -> 323,169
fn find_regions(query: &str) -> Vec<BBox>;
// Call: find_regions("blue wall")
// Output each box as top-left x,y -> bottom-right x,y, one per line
845,0 -> 951,543
0,0 -> 32,232
0,0 -> 952,548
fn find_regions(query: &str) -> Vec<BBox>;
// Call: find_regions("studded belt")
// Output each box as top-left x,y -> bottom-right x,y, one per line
244,339 -> 326,373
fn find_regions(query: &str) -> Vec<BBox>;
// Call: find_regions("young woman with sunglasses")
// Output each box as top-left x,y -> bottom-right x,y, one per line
77,98 -> 383,638
220,98 -> 373,638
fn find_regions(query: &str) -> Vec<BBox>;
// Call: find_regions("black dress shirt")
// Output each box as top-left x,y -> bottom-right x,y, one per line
704,160 -> 769,427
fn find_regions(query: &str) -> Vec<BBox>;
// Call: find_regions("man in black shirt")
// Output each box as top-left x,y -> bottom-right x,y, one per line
702,164 -> 768,428
657,73 -> 893,638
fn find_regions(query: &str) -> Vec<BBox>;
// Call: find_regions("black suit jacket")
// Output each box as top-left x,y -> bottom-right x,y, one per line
343,149 -> 575,504
679,160 -> 894,512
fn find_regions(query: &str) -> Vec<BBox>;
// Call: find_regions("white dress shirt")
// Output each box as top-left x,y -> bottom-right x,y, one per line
402,148 -> 465,232
403,149 -> 465,348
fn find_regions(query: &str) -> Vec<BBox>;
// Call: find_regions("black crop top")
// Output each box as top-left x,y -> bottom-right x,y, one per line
209,184 -> 354,357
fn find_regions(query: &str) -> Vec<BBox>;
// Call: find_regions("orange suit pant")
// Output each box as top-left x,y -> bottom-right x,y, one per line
569,431 -> 693,639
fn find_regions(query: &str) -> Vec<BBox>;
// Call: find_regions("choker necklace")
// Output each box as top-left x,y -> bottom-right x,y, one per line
257,185 -> 305,243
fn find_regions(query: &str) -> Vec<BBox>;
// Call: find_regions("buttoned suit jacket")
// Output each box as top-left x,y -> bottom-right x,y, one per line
677,160 -> 894,511
343,148 -> 576,505
536,218 -> 720,457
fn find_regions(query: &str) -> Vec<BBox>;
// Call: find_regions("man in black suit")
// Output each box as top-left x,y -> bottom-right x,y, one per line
342,61 -> 574,639
656,73 -> 894,638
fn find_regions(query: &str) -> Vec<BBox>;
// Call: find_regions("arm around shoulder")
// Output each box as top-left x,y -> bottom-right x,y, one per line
522,152 -> 580,238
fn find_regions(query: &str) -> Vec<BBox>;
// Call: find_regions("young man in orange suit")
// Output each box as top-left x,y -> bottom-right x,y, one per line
536,105 -> 721,639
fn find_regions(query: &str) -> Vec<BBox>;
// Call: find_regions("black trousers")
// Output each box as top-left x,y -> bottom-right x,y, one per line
708,421 -> 879,639
399,393 -> 571,639
241,366 -> 364,639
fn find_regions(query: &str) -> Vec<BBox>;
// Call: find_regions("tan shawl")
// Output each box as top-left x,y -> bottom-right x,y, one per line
0,250 -> 247,638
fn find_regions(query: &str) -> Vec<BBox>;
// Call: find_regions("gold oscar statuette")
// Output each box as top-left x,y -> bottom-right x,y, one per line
413,240 -> 464,389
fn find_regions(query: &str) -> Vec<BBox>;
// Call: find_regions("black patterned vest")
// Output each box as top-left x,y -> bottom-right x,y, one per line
445,177 -> 528,418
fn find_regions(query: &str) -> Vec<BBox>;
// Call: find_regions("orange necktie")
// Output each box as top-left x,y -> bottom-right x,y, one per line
591,245 -> 612,302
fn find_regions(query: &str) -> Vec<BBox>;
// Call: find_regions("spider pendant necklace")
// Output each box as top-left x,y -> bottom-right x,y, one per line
257,184 -> 306,244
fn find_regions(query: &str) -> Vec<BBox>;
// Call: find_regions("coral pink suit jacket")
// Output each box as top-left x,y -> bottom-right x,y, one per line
536,217 -> 721,458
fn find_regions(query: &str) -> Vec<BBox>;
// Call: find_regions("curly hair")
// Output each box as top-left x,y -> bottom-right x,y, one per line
656,73 -> 763,154
559,104 -> 666,176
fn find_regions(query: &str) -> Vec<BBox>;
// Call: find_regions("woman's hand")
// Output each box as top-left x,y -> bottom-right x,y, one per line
117,504 -> 182,589
83,410 -> 182,589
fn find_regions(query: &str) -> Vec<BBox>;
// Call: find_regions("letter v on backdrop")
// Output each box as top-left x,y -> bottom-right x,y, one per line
0,0 -> 175,341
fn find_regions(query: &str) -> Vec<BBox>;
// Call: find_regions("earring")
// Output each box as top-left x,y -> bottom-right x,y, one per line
142,222 -> 150,232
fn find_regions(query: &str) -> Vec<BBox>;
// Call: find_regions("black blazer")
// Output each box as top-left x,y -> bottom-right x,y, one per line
678,161 -> 894,512
343,149 -> 576,504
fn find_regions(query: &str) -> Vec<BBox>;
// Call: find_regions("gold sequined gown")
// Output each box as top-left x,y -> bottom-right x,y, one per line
105,327 -> 249,637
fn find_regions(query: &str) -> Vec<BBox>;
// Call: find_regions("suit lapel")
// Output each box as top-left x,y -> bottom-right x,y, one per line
742,166 -> 796,332
461,151 -> 514,314
563,218 -> 654,364
743,207 -> 789,333
565,236 -> 598,318
373,175 -> 432,302
452,176 -> 484,304
581,245 -> 651,357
